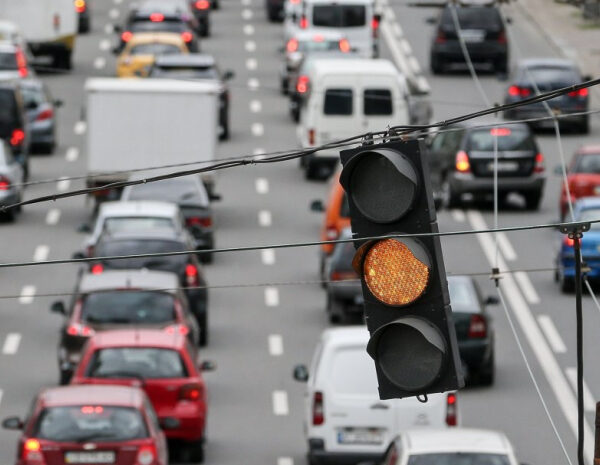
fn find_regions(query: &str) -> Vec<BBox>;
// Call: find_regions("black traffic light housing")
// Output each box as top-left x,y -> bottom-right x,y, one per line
340,139 -> 464,400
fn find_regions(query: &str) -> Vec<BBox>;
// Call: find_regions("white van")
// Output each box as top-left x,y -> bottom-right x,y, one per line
293,327 -> 458,465
297,58 -> 410,179
293,0 -> 380,58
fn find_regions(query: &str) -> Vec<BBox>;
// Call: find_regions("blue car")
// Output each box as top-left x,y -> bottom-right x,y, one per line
556,197 -> 600,292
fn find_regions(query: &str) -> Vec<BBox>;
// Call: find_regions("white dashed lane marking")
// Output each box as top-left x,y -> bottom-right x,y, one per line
109,8 -> 120,19
265,287 -> 279,307
258,210 -> 272,226
242,0 -> 252,5
19,286 -> 36,305
514,271 -> 541,305
243,24 -> 255,35
245,41 -> 256,52
272,391 -> 289,415
278,458 -> 293,465
2,333 -> 21,355
74,121 -> 87,135
246,58 -> 258,70
261,249 -> 276,265
242,8 -> 253,19
250,100 -> 262,113
251,123 -> 264,136
268,334 -> 283,356
538,315 -> 567,354
46,209 -> 61,225
496,232 -> 516,261
255,178 -> 269,194
65,147 -> 79,162
33,245 -> 49,262
248,78 -> 260,90
94,57 -> 106,70
450,209 -> 465,223
99,39 -> 111,51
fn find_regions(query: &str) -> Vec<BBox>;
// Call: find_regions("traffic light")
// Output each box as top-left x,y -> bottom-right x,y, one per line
339,139 -> 464,399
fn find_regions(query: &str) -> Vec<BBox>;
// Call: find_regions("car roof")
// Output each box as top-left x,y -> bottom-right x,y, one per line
320,326 -> 369,347
39,385 -> 146,408
86,77 -> 220,94
89,329 -> 187,350
575,196 -> 600,210
308,58 -> 398,77
127,32 -> 187,46
98,226 -> 184,242
518,57 -> 577,70
304,0 -> 373,5
0,42 -> 18,52
576,145 -> 600,155
99,200 -> 180,218
0,20 -> 20,33
78,269 -> 180,293
134,1 -> 187,16
0,78 -> 20,91
402,428 -> 513,455
154,53 -> 216,67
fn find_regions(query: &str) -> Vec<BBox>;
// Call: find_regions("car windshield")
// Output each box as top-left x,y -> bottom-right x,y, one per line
130,43 -> 182,55
574,154 -> 600,173
35,406 -> 147,442
81,291 -> 176,324
441,7 -> 502,30
102,217 -> 176,234
578,208 -> 600,230
330,347 -> 378,396
131,21 -> 186,34
125,178 -> 209,205
466,128 -> 535,152
151,66 -> 219,79
408,453 -> 510,465
0,52 -> 17,70
312,5 -> 366,27
95,239 -> 187,270
87,348 -> 188,379
523,66 -> 580,86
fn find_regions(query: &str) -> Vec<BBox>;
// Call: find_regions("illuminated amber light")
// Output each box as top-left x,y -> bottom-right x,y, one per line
363,239 -> 429,305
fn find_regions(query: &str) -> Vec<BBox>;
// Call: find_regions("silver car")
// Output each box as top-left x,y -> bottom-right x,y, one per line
0,139 -> 24,221
20,78 -> 61,154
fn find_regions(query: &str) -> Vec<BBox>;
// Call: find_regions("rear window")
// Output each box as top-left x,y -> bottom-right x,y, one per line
574,154 -> 600,174
0,52 -> 17,70
324,88 -> 353,115
86,347 -> 188,379
125,178 -> 209,206
35,406 -> 147,442
466,127 -> 535,152
130,20 -> 186,34
151,66 -> 219,79
130,43 -> 182,55
407,453 -> 510,465
312,4 -> 366,27
441,6 -> 502,30
364,89 -> 392,116
81,291 -> 176,324
329,347 -> 378,395
523,66 -> 580,86
95,239 -> 187,270
298,40 -> 341,53
0,89 -> 18,126
102,216 -> 176,234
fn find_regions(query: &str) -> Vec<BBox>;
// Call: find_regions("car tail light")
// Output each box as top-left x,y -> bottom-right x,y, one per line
186,217 -> 212,228
181,31 -> 193,42
0,176 -> 11,191
36,108 -> 54,122
195,0 -> 210,9
325,226 -> 338,240
534,153 -> 545,173
490,127 -> 511,137
10,128 -> 25,147
74,0 -> 86,13
468,315 -> 487,338
136,444 -> 157,465
568,88 -> 588,98
54,14 -> 61,30
497,30 -> 507,44
185,264 -> 200,286
312,391 -> 324,425
121,31 -> 133,42
455,150 -> 470,173
150,13 -> 164,22
66,323 -> 95,337
508,85 -> 531,97
180,383 -> 203,401
16,47 -> 28,77
296,75 -> 309,94
338,38 -> 351,53
91,263 -> 103,274
446,392 -> 457,426
165,324 -> 190,336
300,15 -> 308,29
564,237 -> 576,248
22,438 -> 44,462
286,38 -> 299,53
308,129 -> 315,146
435,29 -> 445,44
330,270 -> 357,281
371,16 -> 380,38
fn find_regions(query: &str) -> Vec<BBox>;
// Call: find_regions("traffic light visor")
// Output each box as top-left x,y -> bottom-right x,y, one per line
362,238 -> 430,306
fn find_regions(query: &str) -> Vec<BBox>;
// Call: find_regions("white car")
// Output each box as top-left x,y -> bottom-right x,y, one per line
375,428 -> 521,465
293,327 -> 458,465
80,201 -> 185,255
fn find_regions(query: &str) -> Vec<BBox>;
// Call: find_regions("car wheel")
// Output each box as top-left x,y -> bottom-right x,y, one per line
185,440 -> 204,463
59,369 -> 72,385
441,176 -> 459,209
560,274 -> 575,293
199,312 -> 208,346
327,296 -> 347,324
524,190 -> 542,210
579,116 -> 590,134
477,352 -> 495,386
494,57 -> 508,74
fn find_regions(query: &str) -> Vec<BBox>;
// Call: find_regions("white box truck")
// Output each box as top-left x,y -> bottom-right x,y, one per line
85,78 -> 220,206
0,0 -> 77,70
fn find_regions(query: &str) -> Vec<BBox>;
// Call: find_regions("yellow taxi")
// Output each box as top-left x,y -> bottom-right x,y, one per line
116,32 -> 189,78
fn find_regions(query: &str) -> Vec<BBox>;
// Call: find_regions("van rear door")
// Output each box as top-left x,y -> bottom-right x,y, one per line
360,74 -> 408,133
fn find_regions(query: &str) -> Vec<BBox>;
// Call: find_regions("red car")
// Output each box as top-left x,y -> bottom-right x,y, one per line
560,146 -> 600,219
1,384 -> 168,465
71,329 -> 213,462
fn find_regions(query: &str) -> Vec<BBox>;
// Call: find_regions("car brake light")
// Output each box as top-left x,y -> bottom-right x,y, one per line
296,75 -> 309,94
446,392 -> 457,426
468,315 -> 487,338
150,13 -> 164,22
80,406 -> 103,414
564,236 -> 576,247
534,153 -> 545,173
435,29 -> 445,44
338,38 -> 350,53
371,16 -> 379,38
181,31 -> 193,42
186,217 -> 212,228
569,88 -> 589,97
67,323 -> 95,337
23,438 -> 43,461
91,263 -> 103,274
455,150 -> 470,173
300,15 -> 308,28
10,128 -> 25,147
195,0 -> 210,9
490,127 -> 511,137
0,176 -> 11,191
36,109 -> 54,122
137,444 -> 157,465
74,0 -> 86,13
121,31 -> 133,42
180,383 -> 203,401
312,391 -> 324,425
286,38 -> 298,53
308,129 -> 315,146
185,264 -> 200,286
330,270 -> 357,281
497,30 -> 506,44
508,85 -> 530,97
165,324 -> 190,336
16,47 -> 28,77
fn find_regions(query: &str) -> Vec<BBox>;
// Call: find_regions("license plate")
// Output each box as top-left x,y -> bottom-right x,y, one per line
338,428 -> 384,445
487,161 -> 518,172
65,452 -> 115,464
460,29 -> 485,43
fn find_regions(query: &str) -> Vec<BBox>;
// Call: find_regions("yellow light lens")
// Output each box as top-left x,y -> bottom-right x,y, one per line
363,239 -> 429,306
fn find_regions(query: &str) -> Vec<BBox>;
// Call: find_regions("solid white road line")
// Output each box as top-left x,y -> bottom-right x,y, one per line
33,245 -> 49,262
565,367 -> 596,412
94,57 -> 106,70
46,209 -> 61,225
272,391 -> 289,415
2,333 -> 21,355
246,58 -> 258,70
265,287 -> 279,307
244,24 -> 255,35
385,7 -> 396,21
514,271 -> 541,305
261,249 -> 276,265
57,178 -> 70,192
109,8 -> 120,19
65,147 -> 79,162
255,178 -> 269,194
392,23 -> 402,37
450,209 -> 465,223
19,286 -> 36,305
251,123 -> 264,136
467,210 -> 594,464
278,458 -> 294,465
245,40 -> 256,52
258,210 -> 272,227
496,232 -> 517,261
537,315 -> 567,354
268,334 -> 284,356
250,100 -> 262,113
248,78 -> 260,90
74,121 -> 87,135
242,8 -> 253,19
99,39 -> 111,51
400,40 -> 413,55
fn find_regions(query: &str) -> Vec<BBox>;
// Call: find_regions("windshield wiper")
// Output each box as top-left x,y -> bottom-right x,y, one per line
95,370 -> 145,383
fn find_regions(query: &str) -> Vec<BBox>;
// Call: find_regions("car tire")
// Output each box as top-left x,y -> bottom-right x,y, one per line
494,57 -> 508,74
199,312 -> 208,346
327,295 -> 347,324
560,274 -> 575,293
579,116 -> 590,134
477,352 -> 495,386
524,190 -> 542,210
38,142 -> 55,155
441,176 -> 459,209
59,369 -> 72,385
200,252 -> 213,264
185,440 -> 204,463
430,54 -> 443,75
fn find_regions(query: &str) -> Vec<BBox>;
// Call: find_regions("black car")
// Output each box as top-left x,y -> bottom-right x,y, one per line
187,0 -> 212,36
89,228 -> 210,346
0,80 -> 30,180
426,122 -> 545,210
121,173 -> 215,261
429,3 -> 508,74
148,54 -> 234,140
504,58 -> 590,133
266,0 -> 285,22
75,0 -> 91,33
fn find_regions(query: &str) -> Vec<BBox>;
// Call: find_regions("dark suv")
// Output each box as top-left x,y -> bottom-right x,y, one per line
427,122 -> 545,210
0,80 -> 29,179
429,3 -> 508,74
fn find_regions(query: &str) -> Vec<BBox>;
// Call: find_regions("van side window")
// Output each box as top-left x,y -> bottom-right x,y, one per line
313,5 -> 366,27
364,89 -> 392,115
324,89 -> 353,116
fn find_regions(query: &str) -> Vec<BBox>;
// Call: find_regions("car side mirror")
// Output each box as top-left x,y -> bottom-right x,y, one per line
26,101 -> 38,110
583,74 -> 592,82
2,416 -> 23,430
51,301 -> 66,315
54,99 -> 64,108
426,16 -> 437,25
485,296 -> 499,305
223,70 -> 235,81
310,199 -> 324,212
209,192 -> 222,202
293,364 -> 309,382
200,360 -> 216,371
72,251 -> 86,260
77,223 -> 91,233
